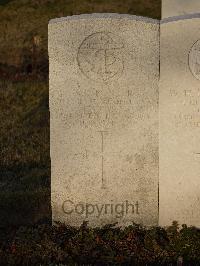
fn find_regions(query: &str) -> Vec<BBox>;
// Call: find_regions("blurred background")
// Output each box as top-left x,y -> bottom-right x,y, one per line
0,0 -> 160,226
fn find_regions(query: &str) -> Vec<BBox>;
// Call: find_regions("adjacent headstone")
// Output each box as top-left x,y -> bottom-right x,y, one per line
49,14 -> 159,227
162,0 -> 200,19
160,14 -> 200,227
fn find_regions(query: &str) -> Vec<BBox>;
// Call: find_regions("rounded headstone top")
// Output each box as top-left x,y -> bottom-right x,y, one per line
162,0 -> 200,19
161,13 -> 200,24
49,13 -> 159,25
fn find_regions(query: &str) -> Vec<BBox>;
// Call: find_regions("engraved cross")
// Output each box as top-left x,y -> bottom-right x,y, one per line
98,130 -> 107,189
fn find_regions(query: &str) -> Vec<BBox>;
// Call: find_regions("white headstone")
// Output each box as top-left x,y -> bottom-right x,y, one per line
49,14 -> 159,227
160,14 -> 200,227
162,0 -> 200,19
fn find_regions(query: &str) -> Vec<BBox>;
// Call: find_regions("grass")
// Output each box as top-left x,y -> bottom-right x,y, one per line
0,0 -> 161,70
0,0 -> 13,5
0,80 -> 49,169
0,80 -> 50,226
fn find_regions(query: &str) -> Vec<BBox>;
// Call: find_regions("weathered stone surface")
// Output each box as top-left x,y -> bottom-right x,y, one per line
162,0 -> 200,19
160,16 -> 200,227
49,14 -> 159,227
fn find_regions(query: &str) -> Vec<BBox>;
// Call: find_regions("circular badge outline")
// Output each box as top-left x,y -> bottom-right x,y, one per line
188,39 -> 200,81
77,31 -> 125,82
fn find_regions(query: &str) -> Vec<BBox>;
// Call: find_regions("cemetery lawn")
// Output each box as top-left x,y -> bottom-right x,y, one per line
0,80 -> 51,226
0,0 -> 160,75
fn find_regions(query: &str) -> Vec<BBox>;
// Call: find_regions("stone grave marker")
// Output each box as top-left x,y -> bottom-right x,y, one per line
160,4 -> 200,226
49,14 -> 159,227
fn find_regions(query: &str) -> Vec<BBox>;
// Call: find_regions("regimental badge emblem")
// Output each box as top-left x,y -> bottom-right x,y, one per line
77,32 -> 125,82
